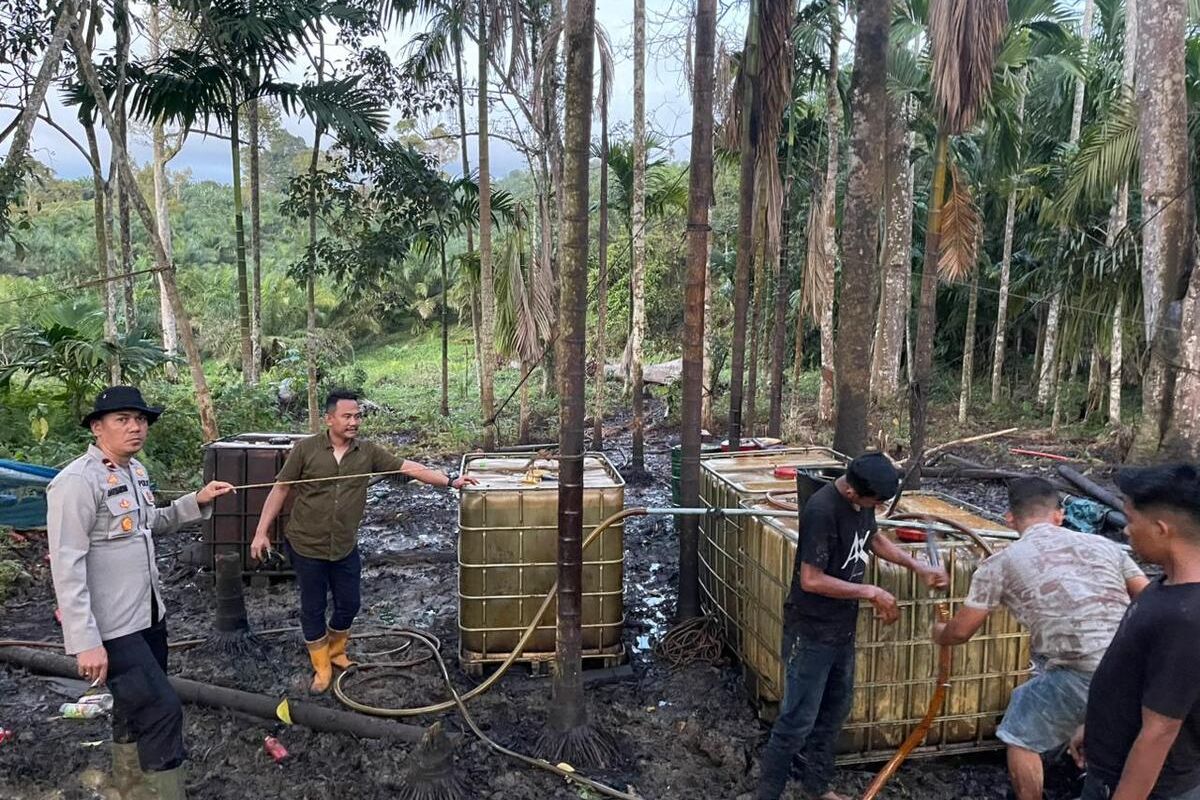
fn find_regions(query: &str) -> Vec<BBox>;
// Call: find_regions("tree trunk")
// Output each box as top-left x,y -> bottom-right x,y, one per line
83,120 -> 120,385
592,91 -> 610,448
248,71 -> 263,385
148,1 -> 178,381
454,26 -> 475,255
550,0 -> 599,755
441,236 -> 450,417
0,1 -> 77,195
871,94 -> 912,401
958,271 -> 979,424
519,360 -> 532,444
478,3 -> 498,450
630,0 -> 648,473
1106,0 -> 1136,428
768,160 -> 795,437
114,0 -> 134,334
1039,0 -> 1094,408
990,70 -> 1026,405
679,0 -> 717,621
818,0 -> 840,425
728,0 -> 763,449
832,0 -> 888,456
702,231 -> 715,431
1140,0 -> 1193,456
102,174 -> 121,380
303,38 -> 325,433
1109,296 -> 1124,427
306,119 -> 322,434
1037,293 -> 1063,407
229,101 -> 254,382
907,131 -> 949,488
72,27 -> 218,440
746,239 -> 764,434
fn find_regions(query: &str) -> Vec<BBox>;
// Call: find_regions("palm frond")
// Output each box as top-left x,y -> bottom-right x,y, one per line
265,76 -> 388,144
938,160 -> 980,281
929,0 -> 1008,133
800,178 -> 832,320
1055,96 -> 1137,216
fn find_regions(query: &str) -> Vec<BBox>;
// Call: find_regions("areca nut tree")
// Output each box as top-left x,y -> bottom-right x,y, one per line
545,0 -> 615,768
679,0 -> 719,621
908,0 -> 1007,487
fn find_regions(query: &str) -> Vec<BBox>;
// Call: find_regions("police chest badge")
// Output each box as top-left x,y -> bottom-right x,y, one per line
120,516 -> 134,532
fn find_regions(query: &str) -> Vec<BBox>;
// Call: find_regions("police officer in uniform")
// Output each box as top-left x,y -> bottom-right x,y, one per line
47,387 -> 235,799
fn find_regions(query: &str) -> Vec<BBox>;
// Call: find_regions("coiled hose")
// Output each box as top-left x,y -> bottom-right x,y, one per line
332,507 -> 650,800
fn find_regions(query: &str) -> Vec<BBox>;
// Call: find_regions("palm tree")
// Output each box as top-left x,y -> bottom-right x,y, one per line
1036,0 -> 1095,409
743,0 -> 795,437
818,0 -> 839,425
679,0 -> 718,621
1107,0 -> 1136,428
727,0 -> 762,448
908,0 -> 1007,487
832,0 -> 889,456
631,0 -> 648,473
544,0 -> 615,768
593,31 -> 614,449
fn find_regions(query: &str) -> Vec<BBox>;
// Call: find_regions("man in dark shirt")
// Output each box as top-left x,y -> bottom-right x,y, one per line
755,453 -> 948,800
250,389 -> 474,693
1070,464 -> 1200,800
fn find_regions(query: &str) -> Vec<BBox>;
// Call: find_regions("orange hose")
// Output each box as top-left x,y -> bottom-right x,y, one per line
860,511 -> 995,799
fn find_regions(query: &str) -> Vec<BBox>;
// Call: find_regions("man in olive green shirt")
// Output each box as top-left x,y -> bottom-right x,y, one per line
251,389 -> 473,692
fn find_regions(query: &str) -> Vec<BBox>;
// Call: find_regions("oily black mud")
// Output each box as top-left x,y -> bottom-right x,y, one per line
0,419 -> 1083,800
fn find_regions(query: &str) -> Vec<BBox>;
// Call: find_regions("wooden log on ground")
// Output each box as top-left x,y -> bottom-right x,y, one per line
1057,466 -> 1124,512
0,646 -> 425,741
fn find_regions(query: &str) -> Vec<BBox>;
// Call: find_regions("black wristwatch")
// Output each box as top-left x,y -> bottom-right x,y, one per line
445,470 -> 460,488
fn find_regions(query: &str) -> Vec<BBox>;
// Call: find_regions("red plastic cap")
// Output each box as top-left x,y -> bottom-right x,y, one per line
895,527 -> 927,543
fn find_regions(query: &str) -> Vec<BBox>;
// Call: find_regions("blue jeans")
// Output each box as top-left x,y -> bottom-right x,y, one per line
286,542 -> 362,641
756,629 -> 856,800
1081,773 -> 1200,800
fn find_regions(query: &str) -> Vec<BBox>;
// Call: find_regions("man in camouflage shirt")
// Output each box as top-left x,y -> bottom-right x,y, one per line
934,477 -> 1148,800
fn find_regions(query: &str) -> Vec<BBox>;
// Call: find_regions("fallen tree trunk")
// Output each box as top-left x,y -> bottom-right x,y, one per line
0,646 -> 425,742
1057,466 -> 1124,512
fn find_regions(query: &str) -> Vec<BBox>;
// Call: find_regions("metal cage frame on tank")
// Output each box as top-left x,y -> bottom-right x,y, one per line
201,433 -> 307,579
697,447 -> 849,661
739,491 -> 1030,765
456,451 -> 627,676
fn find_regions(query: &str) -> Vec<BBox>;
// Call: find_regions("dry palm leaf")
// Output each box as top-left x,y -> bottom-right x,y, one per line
929,0 -> 1008,134
937,161 -> 981,282
800,181 -> 832,320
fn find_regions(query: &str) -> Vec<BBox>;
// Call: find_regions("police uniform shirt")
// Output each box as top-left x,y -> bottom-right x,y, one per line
47,445 -> 211,654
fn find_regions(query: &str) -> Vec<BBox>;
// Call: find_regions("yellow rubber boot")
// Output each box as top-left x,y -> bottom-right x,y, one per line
327,627 -> 354,671
306,637 -> 333,694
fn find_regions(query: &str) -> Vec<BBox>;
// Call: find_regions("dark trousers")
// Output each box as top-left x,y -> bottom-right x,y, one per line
286,542 -> 362,641
105,619 -> 185,772
1081,774 -> 1200,800
756,628 -> 856,800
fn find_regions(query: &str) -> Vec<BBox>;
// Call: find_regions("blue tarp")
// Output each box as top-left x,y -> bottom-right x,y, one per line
0,459 -> 58,529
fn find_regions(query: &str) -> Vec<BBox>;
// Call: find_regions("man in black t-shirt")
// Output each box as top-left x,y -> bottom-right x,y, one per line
1070,464 -> 1200,800
755,453 -> 948,800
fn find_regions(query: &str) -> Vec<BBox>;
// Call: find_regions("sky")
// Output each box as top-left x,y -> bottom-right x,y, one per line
12,0 -> 746,185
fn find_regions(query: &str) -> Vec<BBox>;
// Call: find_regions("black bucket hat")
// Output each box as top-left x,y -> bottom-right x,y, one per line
81,386 -> 165,428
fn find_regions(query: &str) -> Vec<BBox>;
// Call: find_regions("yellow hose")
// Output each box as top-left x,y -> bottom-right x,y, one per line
332,506 -> 647,719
